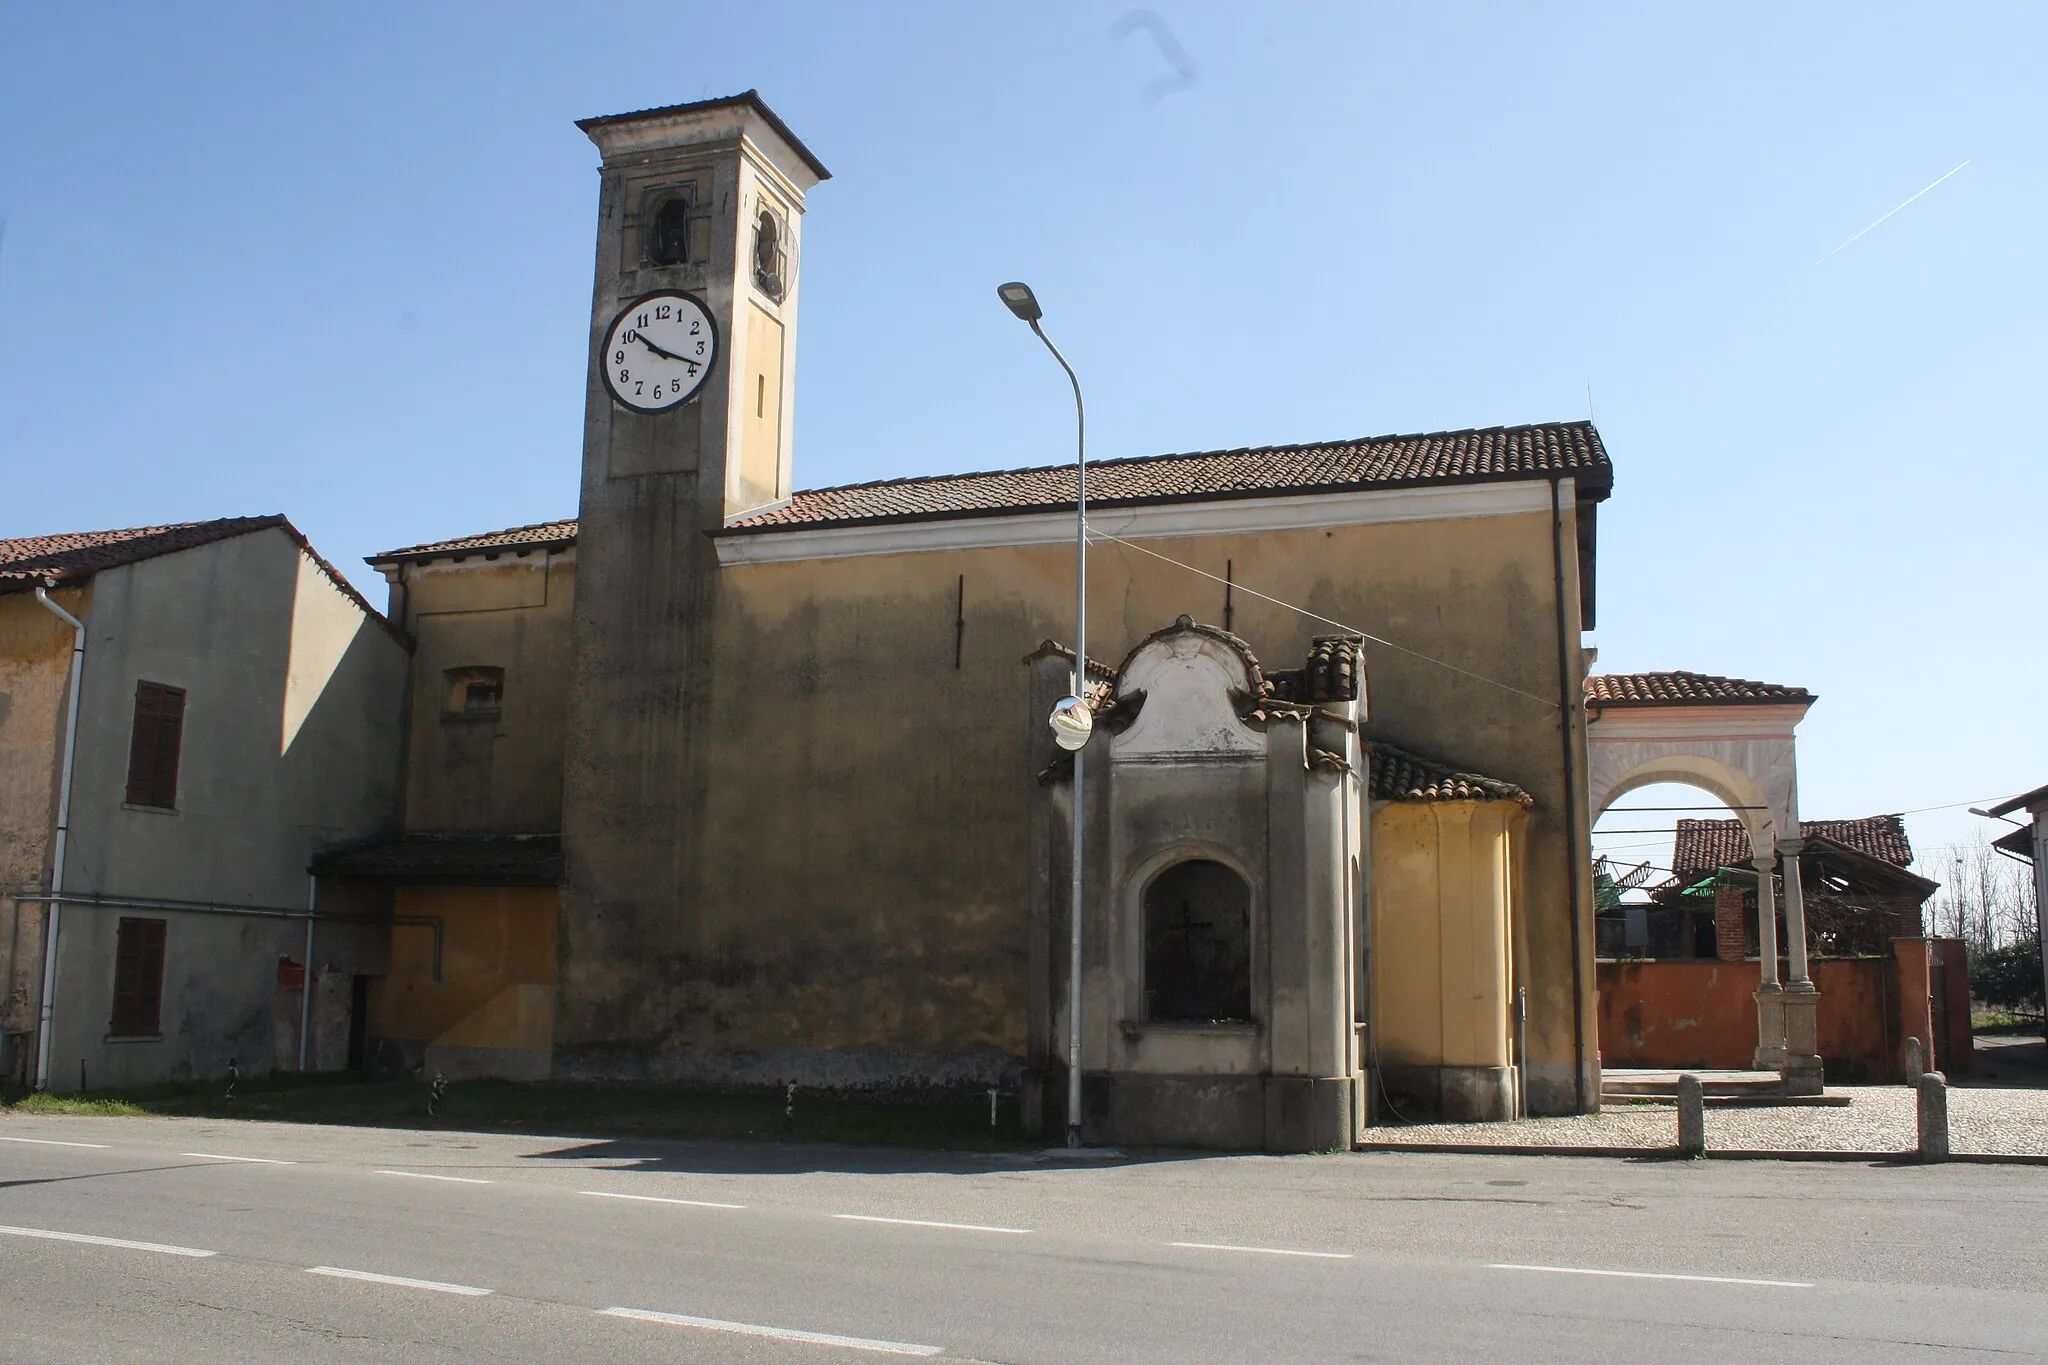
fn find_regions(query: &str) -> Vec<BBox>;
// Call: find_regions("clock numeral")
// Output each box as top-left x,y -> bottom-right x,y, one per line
695,341 -> 705,356
618,368 -> 630,383
614,350 -> 625,364
634,381 -> 645,395
690,319 -> 701,335
684,361 -> 699,376
635,312 -> 649,328
655,304 -> 672,320
670,378 -> 681,393
623,329 -> 637,343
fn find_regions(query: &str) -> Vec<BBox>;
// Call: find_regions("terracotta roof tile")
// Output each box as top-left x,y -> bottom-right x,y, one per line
367,519 -> 579,565
1672,815 -> 1914,878
1585,671 -> 1815,707
387,422 -> 1608,561
726,421 -> 1608,532
0,515 -> 398,640
1368,742 -> 1533,808
0,517 -> 288,586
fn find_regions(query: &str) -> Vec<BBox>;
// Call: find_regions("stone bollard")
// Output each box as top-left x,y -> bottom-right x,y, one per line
1903,1036 -> 1923,1083
1676,1074 -> 1706,1158
1916,1072 -> 1949,1162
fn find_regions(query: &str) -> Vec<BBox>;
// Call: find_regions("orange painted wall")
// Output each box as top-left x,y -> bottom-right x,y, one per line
1597,958 -> 1902,1080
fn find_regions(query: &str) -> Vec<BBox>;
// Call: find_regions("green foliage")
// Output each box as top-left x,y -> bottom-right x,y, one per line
1970,938 -> 2045,1014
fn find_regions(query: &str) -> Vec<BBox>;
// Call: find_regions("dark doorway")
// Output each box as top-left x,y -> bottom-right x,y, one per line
1144,860 -> 1252,1022
347,974 -> 372,1072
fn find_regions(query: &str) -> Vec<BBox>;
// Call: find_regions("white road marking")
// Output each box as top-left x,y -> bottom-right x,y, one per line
374,1169 -> 493,1184
308,1266 -> 492,1296
0,1223 -> 216,1258
1490,1263 -> 1812,1288
0,1135 -> 109,1148
581,1190 -> 747,1210
182,1152 -> 294,1165
1169,1240 -> 1352,1260
601,1306 -> 942,1356
834,1213 -> 1030,1235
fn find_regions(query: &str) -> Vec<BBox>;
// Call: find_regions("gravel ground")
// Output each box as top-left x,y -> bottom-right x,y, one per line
1362,1085 -> 2048,1155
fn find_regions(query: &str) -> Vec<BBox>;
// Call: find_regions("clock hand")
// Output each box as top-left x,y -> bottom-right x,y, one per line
634,332 -> 689,363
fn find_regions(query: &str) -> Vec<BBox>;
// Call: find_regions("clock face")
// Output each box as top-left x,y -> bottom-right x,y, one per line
599,290 -> 718,413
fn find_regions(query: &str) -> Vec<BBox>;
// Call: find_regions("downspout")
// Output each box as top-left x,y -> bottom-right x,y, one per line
298,874 -> 316,1072
31,583 -> 86,1092
1548,478 -> 1589,1113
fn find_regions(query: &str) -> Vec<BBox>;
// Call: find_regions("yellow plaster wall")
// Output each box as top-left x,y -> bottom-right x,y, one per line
1369,799 -> 1524,1070
568,507 -> 1584,1071
399,554 -> 575,834
367,885 -> 558,1047
0,587 -> 85,1034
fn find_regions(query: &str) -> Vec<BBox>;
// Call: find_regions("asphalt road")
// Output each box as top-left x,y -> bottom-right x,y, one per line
2,1113 -> 2044,1363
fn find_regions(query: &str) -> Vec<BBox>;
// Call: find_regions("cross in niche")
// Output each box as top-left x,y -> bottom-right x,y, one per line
1166,896 -> 1215,991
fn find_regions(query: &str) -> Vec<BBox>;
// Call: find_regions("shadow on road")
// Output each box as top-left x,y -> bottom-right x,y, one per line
513,1135 -> 1211,1177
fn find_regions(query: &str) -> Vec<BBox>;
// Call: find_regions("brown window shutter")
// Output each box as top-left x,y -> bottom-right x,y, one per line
110,917 -> 167,1036
124,682 -> 185,809
125,685 -> 162,805
151,687 -> 185,808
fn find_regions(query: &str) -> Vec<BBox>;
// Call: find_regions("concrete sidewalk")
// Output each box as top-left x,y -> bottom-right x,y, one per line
1361,1085 -> 2048,1158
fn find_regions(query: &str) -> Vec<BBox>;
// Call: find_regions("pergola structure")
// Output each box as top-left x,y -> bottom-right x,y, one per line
1584,671 -> 1823,1092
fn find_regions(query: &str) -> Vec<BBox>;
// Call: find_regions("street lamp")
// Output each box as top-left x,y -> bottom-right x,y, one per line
998,280 -> 1089,1149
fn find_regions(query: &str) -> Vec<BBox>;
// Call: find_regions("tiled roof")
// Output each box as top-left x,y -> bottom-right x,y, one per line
0,517 -> 286,587
0,515 -> 396,637
1267,636 -> 1366,705
310,834 -> 562,884
367,520 -> 579,566
1585,671 -> 1815,707
1368,742 -> 1533,808
1672,815 -> 1914,878
381,422 -> 1608,560
725,421 -> 1610,532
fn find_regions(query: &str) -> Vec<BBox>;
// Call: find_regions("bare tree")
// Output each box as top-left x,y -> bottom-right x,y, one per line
1928,831 -> 2038,951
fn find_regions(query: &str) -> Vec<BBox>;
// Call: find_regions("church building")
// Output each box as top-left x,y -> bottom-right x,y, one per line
325,92 -> 1611,1150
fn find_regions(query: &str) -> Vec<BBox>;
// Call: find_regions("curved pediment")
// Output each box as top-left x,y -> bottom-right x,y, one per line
1110,618 -> 1266,762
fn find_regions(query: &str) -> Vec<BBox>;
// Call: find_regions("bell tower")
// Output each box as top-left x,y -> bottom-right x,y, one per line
572,90 -> 827,512
557,93 -> 828,1069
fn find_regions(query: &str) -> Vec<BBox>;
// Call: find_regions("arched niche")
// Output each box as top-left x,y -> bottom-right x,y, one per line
1142,859 -> 1252,1022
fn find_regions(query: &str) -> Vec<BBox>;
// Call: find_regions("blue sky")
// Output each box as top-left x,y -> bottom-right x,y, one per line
2,3 -> 2042,874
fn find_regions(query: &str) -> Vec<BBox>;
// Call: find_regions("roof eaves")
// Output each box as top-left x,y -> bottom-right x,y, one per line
714,459 -> 1605,539
574,89 -> 832,181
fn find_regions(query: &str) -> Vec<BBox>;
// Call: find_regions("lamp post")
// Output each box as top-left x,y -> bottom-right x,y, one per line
998,281 -> 1089,1149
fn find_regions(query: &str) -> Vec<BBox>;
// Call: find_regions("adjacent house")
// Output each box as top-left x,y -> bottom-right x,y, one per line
0,518 -> 407,1089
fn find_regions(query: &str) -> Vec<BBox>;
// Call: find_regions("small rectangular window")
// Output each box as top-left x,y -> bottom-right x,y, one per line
109,917 -> 167,1037
124,681 -> 186,809
443,666 -> 504,719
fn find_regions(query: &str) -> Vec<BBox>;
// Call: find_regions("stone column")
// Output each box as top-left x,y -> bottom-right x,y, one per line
1778,841 -> 1824,1095
1752,853 -> 1786,1070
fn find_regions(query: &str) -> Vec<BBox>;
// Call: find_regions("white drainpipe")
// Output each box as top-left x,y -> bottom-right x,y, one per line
31,582 -> 87,1091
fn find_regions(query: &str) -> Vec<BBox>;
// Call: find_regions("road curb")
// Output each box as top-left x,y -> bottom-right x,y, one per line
1353,1141 -> 2048,1166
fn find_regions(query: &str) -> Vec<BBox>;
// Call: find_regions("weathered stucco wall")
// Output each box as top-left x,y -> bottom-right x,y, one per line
35,530 -> 407,1088
1596,955 -> 1930,1080
558,497 -> 1595,1110
0,586 -> 88,1065
398,551 -> 575,834
365,884 -> 557,1080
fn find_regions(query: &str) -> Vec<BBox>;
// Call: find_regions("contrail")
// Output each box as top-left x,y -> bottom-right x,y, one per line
1811,158 -> 1971,268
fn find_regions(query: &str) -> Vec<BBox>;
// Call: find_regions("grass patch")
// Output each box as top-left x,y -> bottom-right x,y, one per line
1,1072 -> 1036,1150
1971,1010 -> 2046,1037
